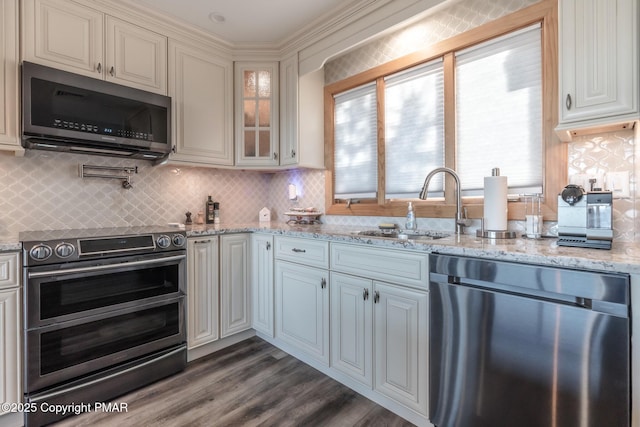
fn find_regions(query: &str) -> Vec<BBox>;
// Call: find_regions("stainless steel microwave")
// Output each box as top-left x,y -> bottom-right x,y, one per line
21,61 -> 171,161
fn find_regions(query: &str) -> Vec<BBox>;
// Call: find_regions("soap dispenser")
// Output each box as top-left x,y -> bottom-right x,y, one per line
405,202 -> 417,231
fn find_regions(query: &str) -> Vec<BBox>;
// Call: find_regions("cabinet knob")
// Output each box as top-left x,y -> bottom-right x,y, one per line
565,94 -> 572,110
374,290 -> 380,303
363,288 -> 369,301
96,63 -> 102,74
109,66 -> 115,77
321,278 -> 326,289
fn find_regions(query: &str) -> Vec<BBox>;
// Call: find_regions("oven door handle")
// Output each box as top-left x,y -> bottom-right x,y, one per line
27,254 -> 186,279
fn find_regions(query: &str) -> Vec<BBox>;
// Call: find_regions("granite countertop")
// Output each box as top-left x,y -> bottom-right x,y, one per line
0,232 -> 22,252
187,222 -> 640,275
4,222 -> 638,275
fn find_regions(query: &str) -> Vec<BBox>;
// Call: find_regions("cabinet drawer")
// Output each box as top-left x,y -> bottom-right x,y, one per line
0,252 -> 19,289
331,243 -> 427,289
274,236 -> 329,269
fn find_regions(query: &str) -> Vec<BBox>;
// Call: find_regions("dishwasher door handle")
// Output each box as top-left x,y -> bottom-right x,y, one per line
430,272 -> 628,317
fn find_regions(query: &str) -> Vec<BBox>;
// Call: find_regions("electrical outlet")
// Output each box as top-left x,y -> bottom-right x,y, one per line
605,171 -> 630,198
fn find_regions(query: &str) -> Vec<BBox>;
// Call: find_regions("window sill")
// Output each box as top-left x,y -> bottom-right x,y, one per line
326,199 -> 558,222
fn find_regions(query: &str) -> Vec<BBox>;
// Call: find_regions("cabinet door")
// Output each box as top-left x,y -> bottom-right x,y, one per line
187,237 -> 219,349
275,260 -> 329,364
0,288 -> 20,415
0,252 -> 19,290
279,54 -> 298,166
559,0 -> 638,124
220,234 -> 251,338
169,40 -> 234,166
235,62 -> 279,167
252,234 -> 274,336
0,0 -> 19,151
373,282 -> 428,416
22,0 -> 104,77
330,272 -> 373,387
279,54 -> 325,169
105,16 -> 167,94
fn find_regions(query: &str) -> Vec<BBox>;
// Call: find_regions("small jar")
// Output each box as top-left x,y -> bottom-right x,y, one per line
195,211 -> 205,224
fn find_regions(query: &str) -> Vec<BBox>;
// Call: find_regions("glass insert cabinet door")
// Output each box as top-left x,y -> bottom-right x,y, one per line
235,62 -> 279,166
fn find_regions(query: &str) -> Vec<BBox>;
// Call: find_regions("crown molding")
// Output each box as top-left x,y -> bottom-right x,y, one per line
78,0 -> 449,64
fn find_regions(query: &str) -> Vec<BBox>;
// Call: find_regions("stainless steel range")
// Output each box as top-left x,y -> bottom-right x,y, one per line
20,226 -> 187,427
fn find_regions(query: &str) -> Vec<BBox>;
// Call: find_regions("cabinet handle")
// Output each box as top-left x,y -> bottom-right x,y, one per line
321,278 -> 326,289
291,248 -> 306,253
109,66 -> 115,77
171,146 -> 177,154
194,239 -> 211,244
363,288 -> 369,301
266,242 -> 271,250
565,94 -> 572,110
96,63 -> 102,74
373,291 -> 380,303
273,152 -> 278,160
291,149 -> 296,158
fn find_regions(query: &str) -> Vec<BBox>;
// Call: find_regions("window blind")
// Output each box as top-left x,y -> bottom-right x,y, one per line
334,83 -> 378,199
455,24 -> 543,195
384,60 -> 445,198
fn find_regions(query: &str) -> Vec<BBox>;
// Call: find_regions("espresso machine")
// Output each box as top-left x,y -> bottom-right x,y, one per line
557,184 -> 613,249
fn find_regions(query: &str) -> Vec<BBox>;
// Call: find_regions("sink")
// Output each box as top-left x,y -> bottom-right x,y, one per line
354,230 -> 450,240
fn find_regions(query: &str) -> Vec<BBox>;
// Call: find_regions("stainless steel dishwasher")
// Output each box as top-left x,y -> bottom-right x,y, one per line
429,253 -> 630,427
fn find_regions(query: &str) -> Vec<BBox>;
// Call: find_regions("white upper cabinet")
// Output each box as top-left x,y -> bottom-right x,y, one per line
168,40 -> 234,166
279,53 -> 325,169
557,0 -> 639,140
22,0 -> 167,95
235,62 -> 280,167
0,0 -> 20,153
234,56 -> 324,170
104,16 -> 167,94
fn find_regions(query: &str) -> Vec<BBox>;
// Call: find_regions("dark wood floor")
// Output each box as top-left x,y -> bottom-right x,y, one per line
54,336 -> 415,426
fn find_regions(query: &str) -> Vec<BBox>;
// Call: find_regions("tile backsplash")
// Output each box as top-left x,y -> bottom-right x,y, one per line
0,150 -> 272,234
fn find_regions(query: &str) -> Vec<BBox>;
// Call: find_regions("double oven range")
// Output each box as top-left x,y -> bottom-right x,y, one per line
20,226 -> 187,426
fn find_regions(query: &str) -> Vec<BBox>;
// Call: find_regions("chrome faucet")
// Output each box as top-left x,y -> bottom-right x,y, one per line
419,167 -> 471,234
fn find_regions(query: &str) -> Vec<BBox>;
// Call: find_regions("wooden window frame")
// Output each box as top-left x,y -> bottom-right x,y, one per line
324,0 -> 563,221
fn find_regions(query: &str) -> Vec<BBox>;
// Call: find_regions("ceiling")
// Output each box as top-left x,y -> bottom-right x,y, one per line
129,0 -> 360,46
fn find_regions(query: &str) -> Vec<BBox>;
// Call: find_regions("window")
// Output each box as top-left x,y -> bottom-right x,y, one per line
456,25 -> 542,195
385,60 -> 445,199
325,0 -> 561,220
334,83 -> 377,199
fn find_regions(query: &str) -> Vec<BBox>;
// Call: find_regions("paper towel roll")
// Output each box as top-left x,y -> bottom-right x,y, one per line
484,175 -> 508,231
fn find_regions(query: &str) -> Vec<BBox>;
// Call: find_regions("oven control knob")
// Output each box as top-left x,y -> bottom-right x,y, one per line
30,244 -> 52,261
157,235 -> 171,249
55,242 -> 76,258
172,234 -> 186,247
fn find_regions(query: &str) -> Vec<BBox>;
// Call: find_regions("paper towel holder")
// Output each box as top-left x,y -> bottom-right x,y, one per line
476,167 -> 516,239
